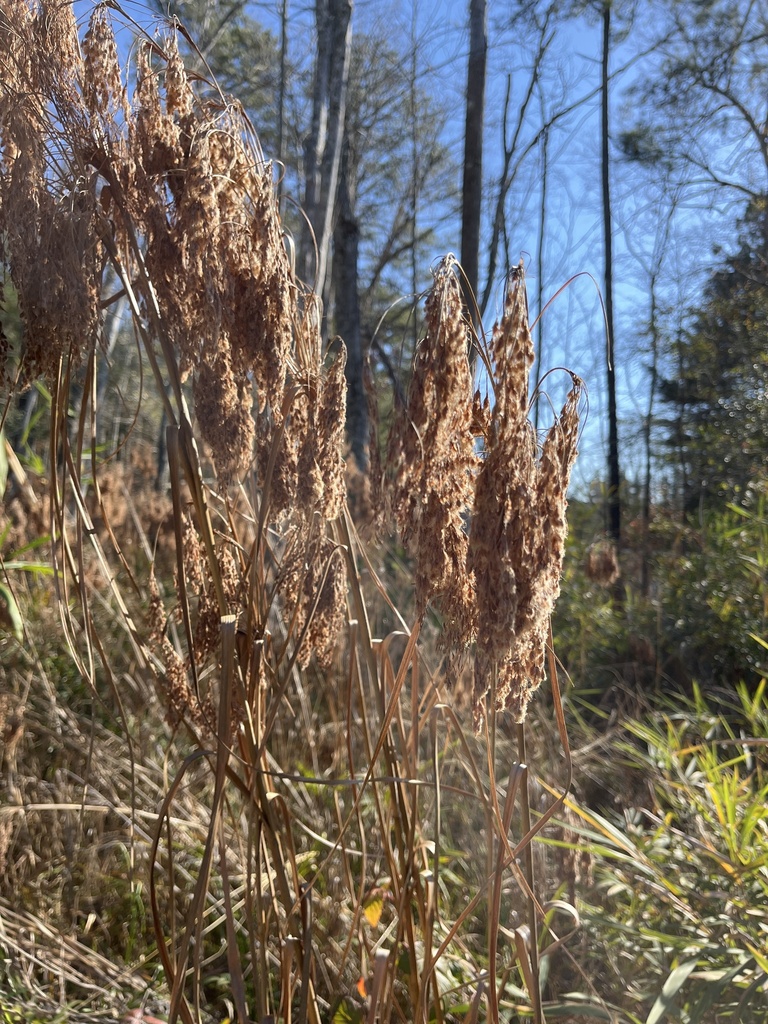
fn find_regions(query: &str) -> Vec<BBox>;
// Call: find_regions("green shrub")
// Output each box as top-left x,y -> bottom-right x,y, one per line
569,683 -> 768,1023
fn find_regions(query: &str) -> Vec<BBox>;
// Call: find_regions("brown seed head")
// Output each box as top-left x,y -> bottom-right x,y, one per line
388,256 -> 477,635
468,268 -> 582,725
163,32 -> 194,120
82,5 -> 124,127
193,347 -> 255,485
585,538 -> 620,586
302,539 -> 347,670
317,344 -> 348,521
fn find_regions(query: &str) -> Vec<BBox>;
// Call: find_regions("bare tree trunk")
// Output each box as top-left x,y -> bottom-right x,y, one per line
333,134 -> 366,469
675,332 -> 689,517
602,2 -> 621,547
301,0 -> 353,313
460,0 -> 487,337
277,0 -> 288,204
535,122 -> 548,431
479,9 -> 554,320
409,0 -> 419,354
641,291 -> 658,596
641,200 -> 674,594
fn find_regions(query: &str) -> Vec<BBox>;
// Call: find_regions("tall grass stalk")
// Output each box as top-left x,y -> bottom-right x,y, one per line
0,4 -> 585,1021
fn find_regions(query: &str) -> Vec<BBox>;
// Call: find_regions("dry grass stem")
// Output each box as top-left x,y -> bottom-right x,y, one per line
0,7 -> 584,1020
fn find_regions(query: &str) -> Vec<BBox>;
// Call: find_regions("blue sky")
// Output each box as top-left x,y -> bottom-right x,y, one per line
71,0 -> 756,497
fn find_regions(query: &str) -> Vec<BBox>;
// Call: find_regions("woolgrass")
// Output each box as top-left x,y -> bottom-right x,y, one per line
0,4 -> 586,1023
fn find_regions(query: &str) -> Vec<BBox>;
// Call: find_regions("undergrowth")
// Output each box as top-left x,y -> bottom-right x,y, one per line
558,684 -> 768,1023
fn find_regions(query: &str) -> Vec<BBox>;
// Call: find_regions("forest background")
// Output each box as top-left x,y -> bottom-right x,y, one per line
0,0 -> 767,1022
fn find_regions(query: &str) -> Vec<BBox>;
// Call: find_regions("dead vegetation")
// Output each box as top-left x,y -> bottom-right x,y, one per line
0,4 -> 586,1022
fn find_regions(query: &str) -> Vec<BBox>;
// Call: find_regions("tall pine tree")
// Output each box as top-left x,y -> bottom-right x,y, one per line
660,200 -> 768,510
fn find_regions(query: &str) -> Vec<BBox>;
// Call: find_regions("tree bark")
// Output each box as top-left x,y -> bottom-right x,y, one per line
535,122 -> 548,431
333,133 -> 367,469
602,2 -> 621,547
460,0 -> 487,336
301,0 -> 353,312
277,0 -> 288,202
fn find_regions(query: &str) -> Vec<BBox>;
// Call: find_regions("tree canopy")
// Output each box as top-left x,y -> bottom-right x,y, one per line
660,199 -> 768,510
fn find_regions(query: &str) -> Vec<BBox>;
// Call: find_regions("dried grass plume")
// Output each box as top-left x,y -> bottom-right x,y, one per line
389,261 -> 583,725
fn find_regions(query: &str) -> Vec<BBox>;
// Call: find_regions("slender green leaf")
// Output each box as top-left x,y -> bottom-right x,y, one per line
544,1004 -> 613,1019
0,582 -> 23,642
8,534 -> 51,558
645,960 -> 699,1024
688,958 -> 755,1023
0,429 -> 8,498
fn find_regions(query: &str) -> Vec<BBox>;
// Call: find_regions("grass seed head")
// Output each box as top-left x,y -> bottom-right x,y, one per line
33,0 -> 85,111
82,5 -> 125,127
471,268 -> 581,724
261,390 -> 307,518
468,266 -> 538,719
345,450 -> 374,530
385,261 -> 582,725
147,566 -> 166,646
193,346 -> 255,485
388,256 -> 478,635
302,538 -> 347,670
317,344 -> 349,521
363,359 -> 385,524
585,538 -> 620,586
162,637 -> 202,728
163,31 -> 194,120
294,380 -> 326,516
0,4 -> 101,382
235,164 -> 292,416
134,41 -> 185,184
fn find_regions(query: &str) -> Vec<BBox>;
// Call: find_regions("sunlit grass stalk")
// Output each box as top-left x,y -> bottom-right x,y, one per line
0,5 -> 585,1020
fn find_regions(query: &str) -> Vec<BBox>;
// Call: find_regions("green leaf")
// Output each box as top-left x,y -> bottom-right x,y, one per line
725,502 -> 746,517
0,429 -> 7,499
0,583 -> 23,642
7,533 -> 51,558
332,998 -> 363,1024
745,943 -> 768,975
0,562 -> 54,576
688,957 -> 755,1023
645,960 -> 699,1024
544,1004 -> 613,1020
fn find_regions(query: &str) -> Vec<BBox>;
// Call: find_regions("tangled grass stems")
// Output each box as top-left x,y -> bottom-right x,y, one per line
0,5 -> 586,1022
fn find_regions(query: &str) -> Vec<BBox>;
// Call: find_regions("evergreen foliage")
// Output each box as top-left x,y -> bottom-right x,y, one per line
659,201 -> 768,510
